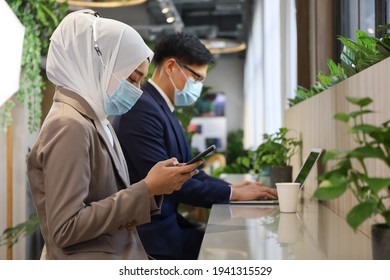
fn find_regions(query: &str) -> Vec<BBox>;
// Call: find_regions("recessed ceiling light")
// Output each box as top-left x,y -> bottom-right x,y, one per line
200,38 -> 246,54
166,16 -> 175,23
161,7 -> 170,14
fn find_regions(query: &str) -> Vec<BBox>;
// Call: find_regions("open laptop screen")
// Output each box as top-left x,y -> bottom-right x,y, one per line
230,148 -> 323,204
294,148 -> 323,188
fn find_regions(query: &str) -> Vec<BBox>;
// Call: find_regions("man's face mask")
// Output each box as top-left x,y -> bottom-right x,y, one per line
169,61 -> 203,106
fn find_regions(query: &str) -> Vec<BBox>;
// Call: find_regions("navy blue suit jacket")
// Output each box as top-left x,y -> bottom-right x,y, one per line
112,81 -> 230,259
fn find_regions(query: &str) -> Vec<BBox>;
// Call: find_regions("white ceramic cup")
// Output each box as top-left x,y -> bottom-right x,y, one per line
275,182 -> 300,213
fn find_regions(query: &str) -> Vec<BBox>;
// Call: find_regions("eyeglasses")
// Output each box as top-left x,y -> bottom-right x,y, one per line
177,62 -> 205,83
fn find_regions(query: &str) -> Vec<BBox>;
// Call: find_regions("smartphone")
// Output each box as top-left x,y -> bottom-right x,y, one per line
185,145 -> 216,165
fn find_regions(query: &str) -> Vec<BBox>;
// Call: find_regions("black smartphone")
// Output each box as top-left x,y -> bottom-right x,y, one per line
185,145 -> 216,165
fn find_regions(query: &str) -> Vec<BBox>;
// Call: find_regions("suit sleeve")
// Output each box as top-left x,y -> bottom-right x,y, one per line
169,171 -> 231,207
113,95 -> 231,208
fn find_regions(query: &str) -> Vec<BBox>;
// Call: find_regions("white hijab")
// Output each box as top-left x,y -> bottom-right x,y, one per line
46,9 -> 153,122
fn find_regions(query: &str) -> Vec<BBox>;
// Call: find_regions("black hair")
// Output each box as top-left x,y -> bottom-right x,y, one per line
153,33 -> 215,66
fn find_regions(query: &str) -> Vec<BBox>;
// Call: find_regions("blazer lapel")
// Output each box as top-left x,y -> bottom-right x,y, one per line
55,87 -> 130,189
95,120 -> 130,188
108,123 -> 130,182
144,82 -> 189,160
166,109 -> 189,160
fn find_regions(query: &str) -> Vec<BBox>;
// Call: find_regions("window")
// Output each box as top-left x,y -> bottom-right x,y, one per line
335,0 -> 388,62
339,0 -> 375,40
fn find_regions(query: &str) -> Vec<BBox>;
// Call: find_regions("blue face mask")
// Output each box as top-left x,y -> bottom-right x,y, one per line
170,64 -> 203,106
104,79 -> 142,115
92,17 -> 143,115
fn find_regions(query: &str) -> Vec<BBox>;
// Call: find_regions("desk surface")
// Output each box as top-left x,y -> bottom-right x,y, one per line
198,196 -> 372,260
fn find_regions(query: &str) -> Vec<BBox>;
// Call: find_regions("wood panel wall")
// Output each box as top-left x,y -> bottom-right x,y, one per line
296,0 -> 311,89
313,0 -> 336,77
285,56 -> 390,237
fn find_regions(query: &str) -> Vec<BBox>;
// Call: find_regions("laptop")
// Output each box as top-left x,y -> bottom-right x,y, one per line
230,148 -> 323,204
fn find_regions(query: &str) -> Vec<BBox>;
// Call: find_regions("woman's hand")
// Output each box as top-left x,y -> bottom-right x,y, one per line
144,157 -> 203,196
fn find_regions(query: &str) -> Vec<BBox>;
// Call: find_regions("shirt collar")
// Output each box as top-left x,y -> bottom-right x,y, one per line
148,79 -> 175,112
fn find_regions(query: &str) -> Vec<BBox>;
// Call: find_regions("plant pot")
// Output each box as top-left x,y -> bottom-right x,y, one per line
269,166 -> 292,187
371,223 -> 390,260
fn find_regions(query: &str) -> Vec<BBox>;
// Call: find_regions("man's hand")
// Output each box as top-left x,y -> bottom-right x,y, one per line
230,181 -> 278,201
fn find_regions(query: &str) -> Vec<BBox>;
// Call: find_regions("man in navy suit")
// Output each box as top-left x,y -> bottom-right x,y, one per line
112,34 -> 277,260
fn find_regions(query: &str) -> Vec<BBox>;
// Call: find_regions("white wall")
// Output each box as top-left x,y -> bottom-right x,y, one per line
204,55 -> 245,133
0,100 -> 35,260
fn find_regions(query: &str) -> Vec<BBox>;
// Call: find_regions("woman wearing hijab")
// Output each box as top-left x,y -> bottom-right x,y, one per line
27,10 -> 201,260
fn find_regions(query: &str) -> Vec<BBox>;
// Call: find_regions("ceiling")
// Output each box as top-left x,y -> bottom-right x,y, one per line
70,0 -> 253,53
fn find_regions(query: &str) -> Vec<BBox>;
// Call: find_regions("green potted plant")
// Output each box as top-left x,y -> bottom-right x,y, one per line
288,28 -> 390,107
251,127 -> 301,187
211,130 -> 252,180
313,96 -> 390,260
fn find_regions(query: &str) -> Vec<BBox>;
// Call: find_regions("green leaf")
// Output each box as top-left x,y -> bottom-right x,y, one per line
327,59 -> 339,76
376,44 -> 390,58
317,72 -> 332,87
366,178 -> 390,193
334,112 -> 350,122
318,167 -> 348,181
313,175 -> 348,200
380,36 -> 390,52
0,214 -> 39,247
337,64 -> 346,80
383,211 -> 390,226
321,150 -> 345,163
347,201 -> 377,230
356,59 -> 377,72
311,82 -> 327,93
349,110 -> 374,118
341,49 -> 356,65
383,120 -> 390,127
356,30 -> 378,51
348,146 -> 386,161
40,4 -> 59,26
341,61 -> 357,77
349,124 -> 379,134
296,86 -> 311,96
237,156 -> 251,169
346,96 -> 373,107
368,129 -> 390,152
338,35 -> 376,57
365,53 -> 386,63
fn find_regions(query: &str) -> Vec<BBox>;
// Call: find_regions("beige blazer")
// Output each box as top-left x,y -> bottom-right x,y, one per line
28,87 -> 161,259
